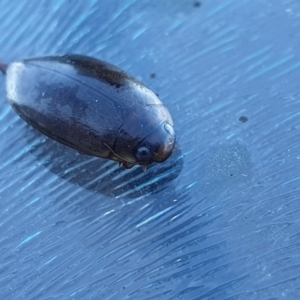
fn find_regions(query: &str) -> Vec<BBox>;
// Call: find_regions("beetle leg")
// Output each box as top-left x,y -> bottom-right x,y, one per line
122,161 -> 134,169
143,165 -> 147,172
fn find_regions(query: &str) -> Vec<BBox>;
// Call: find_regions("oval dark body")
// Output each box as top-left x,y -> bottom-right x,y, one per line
4,55 -> 175,169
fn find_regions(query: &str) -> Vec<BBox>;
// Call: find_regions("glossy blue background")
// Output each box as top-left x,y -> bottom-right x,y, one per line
0,0 -> 300,299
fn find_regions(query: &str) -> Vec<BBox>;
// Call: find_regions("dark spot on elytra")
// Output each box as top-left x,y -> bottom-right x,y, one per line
150,73 -> 156,79
193,1 -> 201,7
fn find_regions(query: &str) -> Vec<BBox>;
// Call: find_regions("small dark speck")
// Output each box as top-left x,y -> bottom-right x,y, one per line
150,73 -> 156,79
239,116 -> 248,123
193,2 -> 201,7
55,220 -> 67,226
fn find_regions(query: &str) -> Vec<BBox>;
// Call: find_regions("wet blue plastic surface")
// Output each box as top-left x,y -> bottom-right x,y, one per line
0,0 -> 300,299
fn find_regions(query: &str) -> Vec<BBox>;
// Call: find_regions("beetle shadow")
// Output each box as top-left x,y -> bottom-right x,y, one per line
24,126 -> 183,199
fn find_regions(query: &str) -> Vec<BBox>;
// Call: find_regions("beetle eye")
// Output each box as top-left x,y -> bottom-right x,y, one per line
135,146 -> 152,164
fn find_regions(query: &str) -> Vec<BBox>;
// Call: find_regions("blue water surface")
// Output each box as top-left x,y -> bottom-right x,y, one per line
0,0 -> 300,299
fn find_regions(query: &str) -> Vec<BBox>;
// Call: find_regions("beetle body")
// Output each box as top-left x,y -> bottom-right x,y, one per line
1,55 -> 175,169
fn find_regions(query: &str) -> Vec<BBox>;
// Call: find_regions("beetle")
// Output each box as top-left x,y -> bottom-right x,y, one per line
0,55 -> 175,171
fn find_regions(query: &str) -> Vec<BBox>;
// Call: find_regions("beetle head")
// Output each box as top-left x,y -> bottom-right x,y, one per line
134,122 -> 175,168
